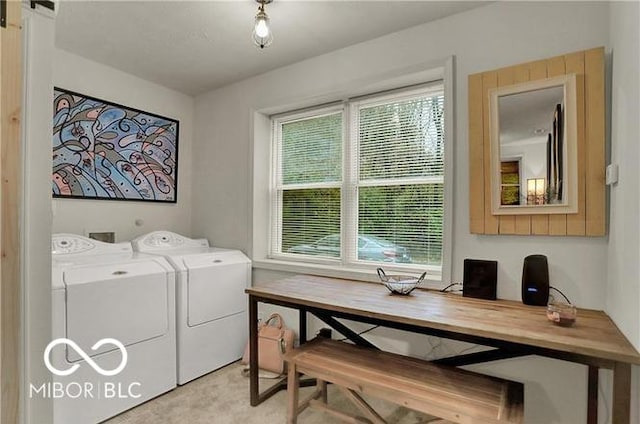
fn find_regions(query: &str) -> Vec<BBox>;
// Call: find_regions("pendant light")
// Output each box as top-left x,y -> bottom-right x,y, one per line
252,0 -> 273,49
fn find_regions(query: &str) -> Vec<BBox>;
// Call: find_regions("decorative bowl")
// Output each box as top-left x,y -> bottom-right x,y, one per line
377,268 -> 426,295
546,301 -> 577,327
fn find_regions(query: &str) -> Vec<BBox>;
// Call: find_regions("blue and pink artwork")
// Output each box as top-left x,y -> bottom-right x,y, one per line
52,88 -> 179,202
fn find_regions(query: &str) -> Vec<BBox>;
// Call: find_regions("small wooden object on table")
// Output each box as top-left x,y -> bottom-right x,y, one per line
283,338 -> 524,424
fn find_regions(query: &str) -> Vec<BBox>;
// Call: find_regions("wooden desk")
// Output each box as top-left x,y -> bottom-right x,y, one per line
246,275 -> 640,423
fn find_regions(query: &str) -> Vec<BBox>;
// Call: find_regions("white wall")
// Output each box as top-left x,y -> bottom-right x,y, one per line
193,2 -> 635,423
193,2 -> 608,308
52,49 -> 195,242
22,6 -> 54,423
501,136 -> 548,203
195,1 -> 610,303
608,2 -> 640,423
607,0 -> 640,354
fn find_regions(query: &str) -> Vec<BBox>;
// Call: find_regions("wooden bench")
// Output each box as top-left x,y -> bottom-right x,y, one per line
283,338 -> 523,424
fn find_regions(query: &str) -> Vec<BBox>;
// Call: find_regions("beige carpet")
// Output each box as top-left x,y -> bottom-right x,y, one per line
106,362 -> 447,424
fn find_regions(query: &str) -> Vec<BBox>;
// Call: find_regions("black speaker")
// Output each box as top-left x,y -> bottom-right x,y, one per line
522,254 -> 550,306
463,259 -> 497,300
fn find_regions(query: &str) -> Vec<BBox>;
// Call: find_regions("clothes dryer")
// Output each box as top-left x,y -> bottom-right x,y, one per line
132,231 -> 251,384
51,234 -> 176,424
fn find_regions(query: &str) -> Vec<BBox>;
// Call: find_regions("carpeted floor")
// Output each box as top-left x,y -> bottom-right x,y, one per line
106,362 -> 447,424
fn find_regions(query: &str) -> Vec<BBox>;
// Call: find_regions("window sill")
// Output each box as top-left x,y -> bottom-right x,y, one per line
251,258 -> 444,290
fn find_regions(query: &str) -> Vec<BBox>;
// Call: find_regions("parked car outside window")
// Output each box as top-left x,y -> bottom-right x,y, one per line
287,234 -> 411,263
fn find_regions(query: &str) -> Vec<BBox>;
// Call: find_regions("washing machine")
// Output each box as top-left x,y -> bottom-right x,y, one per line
51,234 -> 177,424
132,231 -> 251,384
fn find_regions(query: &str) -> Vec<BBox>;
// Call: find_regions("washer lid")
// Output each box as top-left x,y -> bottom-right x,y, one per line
63,260 -> 170,362
182,250 -> 250,269
185,252 -> 250,327
63,258 -> 167,286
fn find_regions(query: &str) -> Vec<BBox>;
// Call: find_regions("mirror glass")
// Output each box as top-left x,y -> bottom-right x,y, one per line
489,74 -> 578,215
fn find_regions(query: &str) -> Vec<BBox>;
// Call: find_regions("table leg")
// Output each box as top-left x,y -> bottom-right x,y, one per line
299,309 -> 307,344
587,365 -> 598,424
612,362 -> 631,424
248,295 -> 297,406
249,294 -> 259,406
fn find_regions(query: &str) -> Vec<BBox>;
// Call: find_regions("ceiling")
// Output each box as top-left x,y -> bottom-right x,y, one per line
55,1 -> 486,96
499,85 -> 564,145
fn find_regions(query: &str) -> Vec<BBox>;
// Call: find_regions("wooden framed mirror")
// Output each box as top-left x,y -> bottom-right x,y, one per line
489,74 -> 578,215
468,47 -> 605,236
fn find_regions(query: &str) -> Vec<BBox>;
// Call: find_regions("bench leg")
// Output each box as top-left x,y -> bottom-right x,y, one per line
318,379 -> 328,404
287,364 -> 300,424
309,399 -> 375,424
337,386 -> 387,424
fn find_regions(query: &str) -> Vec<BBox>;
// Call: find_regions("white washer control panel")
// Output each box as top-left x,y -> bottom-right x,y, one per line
142,232 -> 186,248
52,234 -> 132,255
135,231 -> 209,249
52,235 -> 96,255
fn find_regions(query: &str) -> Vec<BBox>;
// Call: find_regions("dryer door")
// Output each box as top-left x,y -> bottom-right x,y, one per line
63,260 -> 169,362
183,252 -> 249,327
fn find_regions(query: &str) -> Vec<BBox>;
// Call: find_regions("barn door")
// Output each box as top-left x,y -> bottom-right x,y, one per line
1,0 -> 22,422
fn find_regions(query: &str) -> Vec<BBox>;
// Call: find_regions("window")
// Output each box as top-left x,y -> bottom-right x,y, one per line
271,83 -> 447,274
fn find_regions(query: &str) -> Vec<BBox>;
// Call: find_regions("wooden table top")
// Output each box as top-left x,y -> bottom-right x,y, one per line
247,275 -> 640,365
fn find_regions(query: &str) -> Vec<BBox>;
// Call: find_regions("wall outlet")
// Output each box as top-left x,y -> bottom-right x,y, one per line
318,328 -> 332,338
87,231 -> 115,243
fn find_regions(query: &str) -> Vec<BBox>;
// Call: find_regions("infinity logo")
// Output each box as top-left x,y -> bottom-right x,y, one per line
44,338 -> 128,377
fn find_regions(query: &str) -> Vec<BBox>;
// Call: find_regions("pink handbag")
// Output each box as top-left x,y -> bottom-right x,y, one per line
241,313 -> 295,375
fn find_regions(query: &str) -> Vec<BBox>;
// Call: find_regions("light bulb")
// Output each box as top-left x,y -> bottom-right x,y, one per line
252,10 -> 273,48
255,18 -> 269,38
252,3 -> 273,49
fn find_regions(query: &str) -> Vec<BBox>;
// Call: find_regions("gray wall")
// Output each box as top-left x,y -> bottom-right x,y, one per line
52,49 -> 195,242
194,2 -> 611,306
193,2 -> 640,423
192,2 -> 640,423
608,2 -> 640,423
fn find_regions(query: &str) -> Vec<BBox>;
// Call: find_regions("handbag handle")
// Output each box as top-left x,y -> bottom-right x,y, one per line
264,313 -> 284,329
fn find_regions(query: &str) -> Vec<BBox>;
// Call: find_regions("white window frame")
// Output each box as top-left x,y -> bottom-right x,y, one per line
251,58 -> 454,288
269,82 -> 451,284
347,84 -> 446,274
270,105 -> 346,267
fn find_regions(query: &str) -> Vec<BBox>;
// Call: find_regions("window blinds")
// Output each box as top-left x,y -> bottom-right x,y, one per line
275,110 -> 343,258
352,91 -> 445,266
272,83 -> 445,268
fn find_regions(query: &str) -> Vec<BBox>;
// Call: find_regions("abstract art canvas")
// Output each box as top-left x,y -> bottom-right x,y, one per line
52,88 -> 179,202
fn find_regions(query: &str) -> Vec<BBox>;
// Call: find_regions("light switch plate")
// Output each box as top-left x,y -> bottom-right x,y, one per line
605,164 -> 619,185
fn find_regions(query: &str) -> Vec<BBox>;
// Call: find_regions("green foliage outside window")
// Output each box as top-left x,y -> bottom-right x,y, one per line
277,89 -> 445,267
282,114 -> 342,185
282,188 -> 341,252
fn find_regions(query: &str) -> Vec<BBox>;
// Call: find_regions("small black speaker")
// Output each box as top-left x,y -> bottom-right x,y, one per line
522,254 -> 550,306
463,259 -> 497,300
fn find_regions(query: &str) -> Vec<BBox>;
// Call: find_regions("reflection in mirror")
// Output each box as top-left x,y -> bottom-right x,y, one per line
489,74 -> 577,215
499,86 -> 563,205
